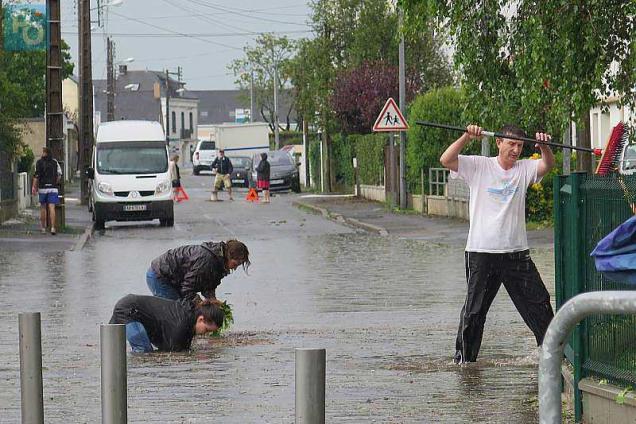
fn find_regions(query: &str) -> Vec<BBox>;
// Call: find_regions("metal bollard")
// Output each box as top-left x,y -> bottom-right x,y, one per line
101,324 -> 127,424
19,312 -> 44,424
295,348 -> 325,424
539,291 -> 636,424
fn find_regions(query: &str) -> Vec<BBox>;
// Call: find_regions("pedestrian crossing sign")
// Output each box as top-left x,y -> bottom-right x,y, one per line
373,98 -> 409,132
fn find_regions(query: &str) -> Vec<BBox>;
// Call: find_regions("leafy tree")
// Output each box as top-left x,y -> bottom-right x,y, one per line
229,33 -> 296,132
401,0 -> 636,166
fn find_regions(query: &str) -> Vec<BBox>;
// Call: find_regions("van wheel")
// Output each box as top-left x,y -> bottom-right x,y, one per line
94,205 -> 105,230
193,167 -> 200,176
160,217 -> 174,227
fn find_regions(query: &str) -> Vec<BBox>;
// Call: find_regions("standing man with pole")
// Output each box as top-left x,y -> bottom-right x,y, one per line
440,124 -> 556,364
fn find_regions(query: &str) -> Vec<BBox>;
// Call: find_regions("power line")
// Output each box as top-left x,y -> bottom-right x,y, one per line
179,0 -> 309,27
61,30 -> 312,38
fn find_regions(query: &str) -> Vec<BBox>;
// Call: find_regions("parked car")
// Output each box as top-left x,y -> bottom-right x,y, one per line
619,144 -> 636,175
251,150 -> 301,193
192,140 -> 216,175
227,156 -> 252,187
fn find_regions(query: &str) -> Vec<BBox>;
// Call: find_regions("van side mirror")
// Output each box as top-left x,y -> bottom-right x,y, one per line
86,167 -> 95,179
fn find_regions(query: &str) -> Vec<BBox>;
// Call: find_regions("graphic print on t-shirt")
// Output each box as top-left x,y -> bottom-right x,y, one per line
486,178 -> 518,203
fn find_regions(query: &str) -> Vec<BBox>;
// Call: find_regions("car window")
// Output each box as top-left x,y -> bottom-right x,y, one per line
254,152 -> 293,166
623,145 -> 636,171
199,141 -> 215,150
230,157 -> 251,168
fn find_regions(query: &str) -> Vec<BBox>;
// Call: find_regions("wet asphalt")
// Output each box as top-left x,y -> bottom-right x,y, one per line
0,173 -> 554,423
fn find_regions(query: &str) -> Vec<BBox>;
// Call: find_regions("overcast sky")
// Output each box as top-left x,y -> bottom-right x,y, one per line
61,0 -> 313,90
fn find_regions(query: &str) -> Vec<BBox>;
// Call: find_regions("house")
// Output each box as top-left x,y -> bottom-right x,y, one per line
589,96 -> 635,149
93,66 -> 199,166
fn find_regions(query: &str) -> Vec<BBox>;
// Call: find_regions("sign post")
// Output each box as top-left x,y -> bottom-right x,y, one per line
373,98 -> 409,207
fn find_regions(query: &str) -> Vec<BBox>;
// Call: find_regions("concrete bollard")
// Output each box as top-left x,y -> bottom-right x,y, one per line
295,348 -> 325,424
19,312 -> 44,424
100,324 -> 127,424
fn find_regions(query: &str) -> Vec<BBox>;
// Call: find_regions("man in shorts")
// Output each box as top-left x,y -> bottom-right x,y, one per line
210,149 -> 234,201
32,147 -> 62,235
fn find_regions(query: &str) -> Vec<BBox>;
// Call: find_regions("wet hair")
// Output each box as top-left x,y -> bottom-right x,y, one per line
499,124 -> 527,140
261,152 -> 268,160
42,146 -> 51,156
225,239 -> 250,272
193,298 -> 225,328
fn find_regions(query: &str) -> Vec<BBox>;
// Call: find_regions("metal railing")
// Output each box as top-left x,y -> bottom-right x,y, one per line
553,172 -> 636,420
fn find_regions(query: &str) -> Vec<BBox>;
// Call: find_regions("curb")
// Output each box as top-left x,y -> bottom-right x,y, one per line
71,224 -> 94,251
293,200 -> 389,236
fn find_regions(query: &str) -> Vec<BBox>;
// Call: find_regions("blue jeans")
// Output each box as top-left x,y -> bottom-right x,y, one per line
146,268 -> 180,300
126,322 -> 153,353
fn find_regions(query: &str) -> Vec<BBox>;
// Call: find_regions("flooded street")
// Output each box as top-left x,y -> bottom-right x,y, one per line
0,174 -> 554,423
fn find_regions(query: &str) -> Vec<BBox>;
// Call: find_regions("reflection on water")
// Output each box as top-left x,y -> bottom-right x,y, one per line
0,232 -> 553,423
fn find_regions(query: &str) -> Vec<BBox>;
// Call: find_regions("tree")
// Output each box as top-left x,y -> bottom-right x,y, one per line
229,33 -> 297,132
331,61 -> 421,134
401,0 -> 636,153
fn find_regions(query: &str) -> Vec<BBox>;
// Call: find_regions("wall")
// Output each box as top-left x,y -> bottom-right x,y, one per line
359,184 -> 386,203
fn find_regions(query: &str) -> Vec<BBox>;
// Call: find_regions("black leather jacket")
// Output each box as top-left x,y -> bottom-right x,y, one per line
150,241 -> 228,302
211,156 -> 233,175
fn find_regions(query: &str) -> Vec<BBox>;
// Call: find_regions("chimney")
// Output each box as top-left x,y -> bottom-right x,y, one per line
118,64 -> 127,75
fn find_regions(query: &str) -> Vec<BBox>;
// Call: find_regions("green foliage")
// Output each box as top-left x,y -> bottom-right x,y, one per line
406,86 -> 480,193
349,133 -> 387,186
17,144 -> 34,173
331,133 -> 354,189
309,139 -> 321,189
211,301 -> 234,337
401,0 -> 636,135
269,131 -> 313,148
525,151 -> 573,224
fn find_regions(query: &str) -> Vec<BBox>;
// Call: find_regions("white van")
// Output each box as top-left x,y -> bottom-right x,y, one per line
88,121 -> 173,230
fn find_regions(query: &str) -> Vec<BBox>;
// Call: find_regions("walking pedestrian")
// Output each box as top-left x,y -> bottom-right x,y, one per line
256,152 -> 271,203
109,294 -> 224,353
31,147 -> 62,235
439,124 -> 556,363
210,149 -> 234,201
146,239 -> 250,303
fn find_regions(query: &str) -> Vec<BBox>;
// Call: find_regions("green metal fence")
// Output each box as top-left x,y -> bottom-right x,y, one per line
554,172 -> 636,421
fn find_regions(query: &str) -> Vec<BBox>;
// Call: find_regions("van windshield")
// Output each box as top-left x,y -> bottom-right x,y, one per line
97,142 -> 168,174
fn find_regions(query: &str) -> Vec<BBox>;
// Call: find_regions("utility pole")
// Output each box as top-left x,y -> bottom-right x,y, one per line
47,0 -> 65,227
398,7 -> 407,209
78,0 -> 94,205
106,37 -> 114,121
165,69 -> 171,144
272,47 -> 280,149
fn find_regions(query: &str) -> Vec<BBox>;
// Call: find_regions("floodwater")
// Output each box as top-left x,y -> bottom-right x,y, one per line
0,185 -> 554,423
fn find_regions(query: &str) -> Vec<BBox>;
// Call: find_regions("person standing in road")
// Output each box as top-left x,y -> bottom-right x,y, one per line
439,124 -> 556,364
256,152 -> 271,203
210,149 -> 234,201
146,239 -> 250,303
109,294 -> 224,353
31,146 -> 62,235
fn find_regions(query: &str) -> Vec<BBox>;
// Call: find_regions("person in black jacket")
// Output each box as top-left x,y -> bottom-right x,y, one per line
31,147 -> 62,235
210,149 -> 234,201
109,294 -> 224,353
147,239 -> 250,303
256,152 -> 271,203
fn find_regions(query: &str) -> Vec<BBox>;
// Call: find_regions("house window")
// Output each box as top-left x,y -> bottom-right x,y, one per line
181,112 -> 185,131
189,112 -> 193,130
171,111 -> 176,133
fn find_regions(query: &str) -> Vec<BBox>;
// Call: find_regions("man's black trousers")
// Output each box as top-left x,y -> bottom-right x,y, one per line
455,250 -> 554,363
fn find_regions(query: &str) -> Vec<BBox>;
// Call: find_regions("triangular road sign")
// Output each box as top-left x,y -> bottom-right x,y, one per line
373,98 -> 409,132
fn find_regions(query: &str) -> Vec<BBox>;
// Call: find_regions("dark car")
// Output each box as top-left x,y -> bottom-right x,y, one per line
251,151 -> 301,193
227,156 -> 252,187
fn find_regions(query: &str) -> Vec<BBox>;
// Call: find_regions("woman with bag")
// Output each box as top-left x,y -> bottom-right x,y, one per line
169,154 -> 188,202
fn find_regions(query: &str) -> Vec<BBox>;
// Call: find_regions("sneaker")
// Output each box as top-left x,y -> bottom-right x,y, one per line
40,228 -> 46,234
50,227 -> 57,235
453,350 -> 463,364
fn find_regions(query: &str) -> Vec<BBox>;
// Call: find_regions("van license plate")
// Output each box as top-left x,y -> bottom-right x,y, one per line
271,179 -> 284,184
124,204 -> 146,212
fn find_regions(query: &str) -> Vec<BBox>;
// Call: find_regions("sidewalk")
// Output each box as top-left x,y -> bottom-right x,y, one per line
294,194 -> 554,248
0,182 -> 93,251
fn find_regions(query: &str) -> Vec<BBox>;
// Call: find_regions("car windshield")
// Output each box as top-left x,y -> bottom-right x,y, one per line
230,157 -> 251,168
623,145 -> 636,171
254,152 -> 294,167
199,141 -> 215,150
97,142 -> 168,174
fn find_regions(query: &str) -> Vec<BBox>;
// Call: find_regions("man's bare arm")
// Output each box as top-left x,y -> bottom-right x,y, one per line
440,125 -> 482,172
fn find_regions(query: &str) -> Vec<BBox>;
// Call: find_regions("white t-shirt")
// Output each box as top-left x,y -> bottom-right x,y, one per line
450,155 -> 541,253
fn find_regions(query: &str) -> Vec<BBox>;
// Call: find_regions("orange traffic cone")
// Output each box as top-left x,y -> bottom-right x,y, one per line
246,187 -> 259,202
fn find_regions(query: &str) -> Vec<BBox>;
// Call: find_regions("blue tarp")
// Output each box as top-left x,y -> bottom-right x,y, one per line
590,215 -> 636,285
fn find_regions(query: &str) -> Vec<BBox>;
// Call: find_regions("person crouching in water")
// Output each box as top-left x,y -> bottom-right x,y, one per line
146,239 -> 250,303
109,295 -> 224,353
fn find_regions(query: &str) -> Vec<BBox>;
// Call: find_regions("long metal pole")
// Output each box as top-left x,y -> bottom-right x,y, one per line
273,51 -> 280,149
101,324 -> 127,424
19,313 -> 44,424
398,8 -> 407,209
295,348 -> 325,424
415,121 -> 602,155
539,291 -> 636,424
165,69 -> 170,144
